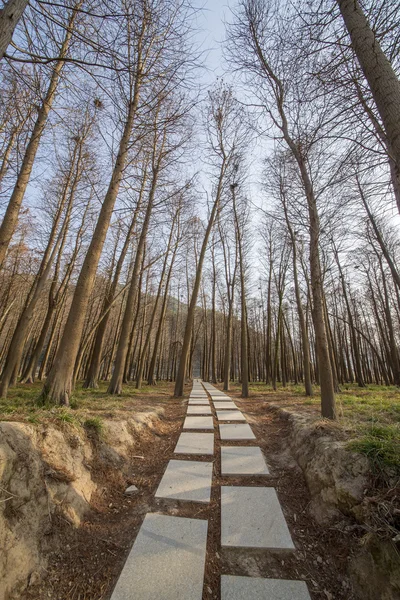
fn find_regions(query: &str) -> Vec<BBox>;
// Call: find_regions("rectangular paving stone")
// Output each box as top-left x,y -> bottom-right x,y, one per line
221,576 -> 311,600
221,446 -> 269,475
212,401 -> 236,409
187,405 -> 212,415
189,399 -> 210,405
217,410 -> 246,422
175,433 -> 214,455
184,416 -> 214,430
219,423 -> 255,440
110,513 -> 208,600
221,486 -> 295,549
156,460 -> 213,503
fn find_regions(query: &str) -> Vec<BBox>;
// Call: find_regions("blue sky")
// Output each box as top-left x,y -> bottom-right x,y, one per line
195,0 -> 234,82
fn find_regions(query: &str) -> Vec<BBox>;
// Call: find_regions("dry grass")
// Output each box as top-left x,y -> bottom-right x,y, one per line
0,380 -> 178,427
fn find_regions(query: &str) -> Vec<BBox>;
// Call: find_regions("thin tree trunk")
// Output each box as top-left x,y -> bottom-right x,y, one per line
0,2 -> 81,268
174,167 -> 226,396
281,193 -> 313,395
42,96 -> 141,405
108,154 -> 161,395
83,167 -> 147,388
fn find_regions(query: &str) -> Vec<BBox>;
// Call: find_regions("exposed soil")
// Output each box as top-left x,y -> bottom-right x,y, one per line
231,393 -> 362,600
20,394 -> 187,600
21,387 -> 365,600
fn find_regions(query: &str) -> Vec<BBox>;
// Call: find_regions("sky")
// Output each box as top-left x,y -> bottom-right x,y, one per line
195,0 -> 233,82
192,0 -> 269,228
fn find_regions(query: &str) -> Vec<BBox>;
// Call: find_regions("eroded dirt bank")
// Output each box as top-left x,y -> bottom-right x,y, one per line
2,390 -> 399,600
236,396 -> 400,600
0,396 -> 186,600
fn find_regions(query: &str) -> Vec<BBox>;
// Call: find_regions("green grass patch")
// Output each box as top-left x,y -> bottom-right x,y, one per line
348,424 -> 400,472
83,416 -> 103,436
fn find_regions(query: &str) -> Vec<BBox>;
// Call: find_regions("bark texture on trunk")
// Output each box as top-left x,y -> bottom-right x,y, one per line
337,0 -> 400,214
42,98 -> 138,405
0,0 -> 29,59
0,3 -> 80,268
174,187 -> 223,397
108,160 -> 160,395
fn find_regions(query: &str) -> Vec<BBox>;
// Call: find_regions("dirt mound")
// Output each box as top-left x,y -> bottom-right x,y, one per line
0,409 -> 162,600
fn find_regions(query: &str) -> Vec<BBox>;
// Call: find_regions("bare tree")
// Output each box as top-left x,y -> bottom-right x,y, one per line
228,0 -> 337,417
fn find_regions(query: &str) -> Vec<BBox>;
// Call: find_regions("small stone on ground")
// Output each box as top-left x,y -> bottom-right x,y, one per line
212,401 -> 236,409
124,485 -> 139,495
188,399 -> 210,405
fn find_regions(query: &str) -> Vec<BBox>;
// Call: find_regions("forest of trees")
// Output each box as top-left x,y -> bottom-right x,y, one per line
0,0 -> 400,421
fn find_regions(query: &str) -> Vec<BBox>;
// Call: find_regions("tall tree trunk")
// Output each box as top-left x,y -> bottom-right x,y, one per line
108,156 -> 161,395
174,166 -> 225,396
0,0 -> 29,60
147,253 -> 176,385
83,167 -> 147,388
281,194 -> 313,395
333,244 -> 365,387
210,244 -> 217,384
337,0 -> 400,214
0,2 -> 80,268
232,185 -> 249,398
42,94 -> 140,405
137,208 -> 180,387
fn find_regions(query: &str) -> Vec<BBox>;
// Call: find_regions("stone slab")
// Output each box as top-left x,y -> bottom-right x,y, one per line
219,423 -> 255,440
156,460 -> 213,503
221,576 -> 311,600
189,398 -> 210,406
217,410 -> 246,421
212,401 -> 236,409
184,416 -> 214,430
187,405 -> 212,415
221,446 -> 269,475
175,433 -> 214,455
110,513 -> 208,600
221,486 -> 295,549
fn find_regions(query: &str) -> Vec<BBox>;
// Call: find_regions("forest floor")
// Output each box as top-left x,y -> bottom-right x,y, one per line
229,381 -> 400,475
1,379 -> 399,473
2,380 -> 399,599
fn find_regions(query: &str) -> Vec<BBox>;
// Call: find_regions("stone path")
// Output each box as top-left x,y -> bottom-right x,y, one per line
111,514 -> 208,600
110,379 -> 312,599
